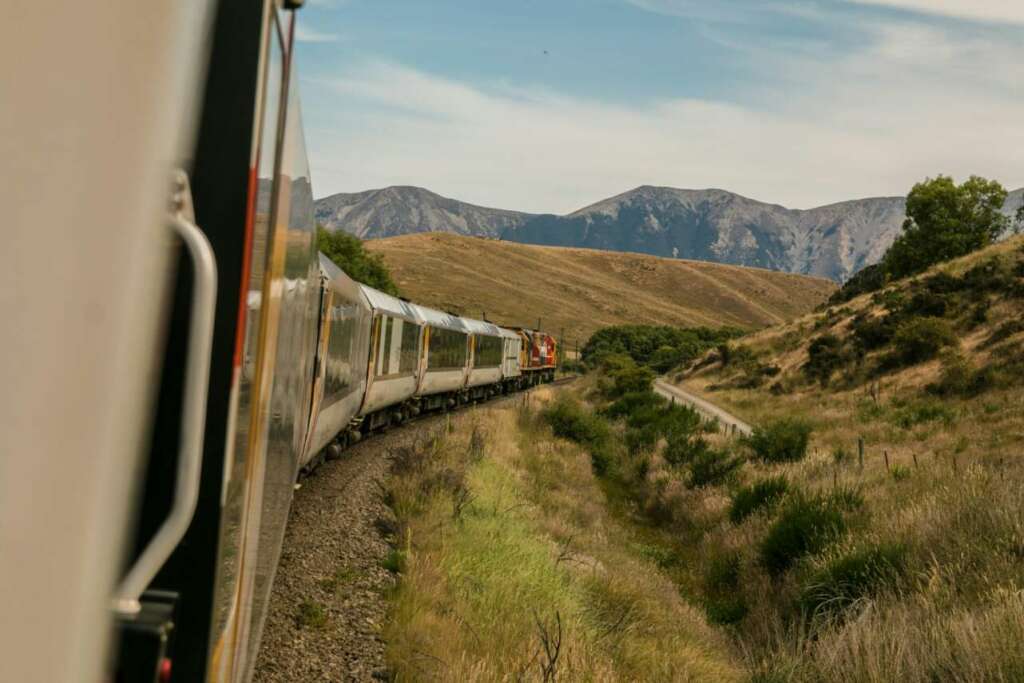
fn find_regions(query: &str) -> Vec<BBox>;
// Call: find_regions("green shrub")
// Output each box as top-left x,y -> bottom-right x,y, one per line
851,314 -> 897,352
621,402 -> 704,456
729,476 -> 790,524
718,342 -> 755,367
609,364 -> 655,395
889,317 -> 957,366
962,258 -> 1020,297
923,271 -> 963,294
927,350 -> 995,397
649,345 -> 683,373
602,390 -> 663,419
295,599 -> 328,629
828,262 -> 887,304
381,549 -> 406,574
705,597 -> 749,626
542,398 -> 615,475
581,324 -> 742,368
702,552 -> 748,625
745,418 -> 813,464
804,334 -> 846,385
889,398 -> 957,428
759,495 -> 847,576
663,433 -> 710,467
798,543 -> 907,618
827,485 -> 865,511
901,291 -> 950,317
688,449 -> 742,488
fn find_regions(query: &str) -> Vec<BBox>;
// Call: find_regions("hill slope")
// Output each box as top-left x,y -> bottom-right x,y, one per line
318,186 -> 1023,282
663,235 -> 1024,678
365,232 -> 835,345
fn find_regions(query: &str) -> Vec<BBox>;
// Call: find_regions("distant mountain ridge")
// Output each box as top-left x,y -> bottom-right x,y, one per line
315,185 -> 1023,282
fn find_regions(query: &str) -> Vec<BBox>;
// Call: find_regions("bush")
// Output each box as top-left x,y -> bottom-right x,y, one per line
718,342 -> 755,367
804,334 -> 846,385
745,418 -> 813,464
889,398 -> 957,428
688,449 -> 742,488
889,317 -> 957,366
901,291 -> 950,317
542,398 -> 615,475
581,324 -> 742,369
609,364 -> 655,396
759,495 -> 847,576
602,391 -> 664,420
850,313 -> 897,352
663,432 -> 710,467
927,350 -> 995,397
798,543 -> 907,618
729,476 -> 790,524
828,262 -> 887,304
703,552 -> 749,625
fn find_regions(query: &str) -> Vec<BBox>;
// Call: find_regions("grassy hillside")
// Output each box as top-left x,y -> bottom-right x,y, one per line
655,235 -> 1024,679
366,233 -> 835,345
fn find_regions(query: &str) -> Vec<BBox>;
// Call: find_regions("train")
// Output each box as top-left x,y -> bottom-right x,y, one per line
303,255 -> 557,474
3,2 -> 558,683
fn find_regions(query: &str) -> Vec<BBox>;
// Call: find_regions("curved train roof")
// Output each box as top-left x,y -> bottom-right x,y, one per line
460,317 -> 503,338
412,304 -> 467,333
317,252 -> 367,307
357,283 -> 420,322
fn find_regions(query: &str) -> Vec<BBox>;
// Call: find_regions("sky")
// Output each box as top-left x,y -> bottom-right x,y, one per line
294,0 -> 1024,214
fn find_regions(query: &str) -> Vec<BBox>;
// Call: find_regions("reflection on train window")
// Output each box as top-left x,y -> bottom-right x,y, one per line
377,316 -> 394,376
399,320 -> 420,373
427,326 -> 467,370
324,301 -> 359,402
474,334 -> 503,368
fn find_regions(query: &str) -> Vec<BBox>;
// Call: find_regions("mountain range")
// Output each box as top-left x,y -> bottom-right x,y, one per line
315,185 -> 1023,282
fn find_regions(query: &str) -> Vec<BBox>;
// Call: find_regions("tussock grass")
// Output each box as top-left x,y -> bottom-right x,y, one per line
383,399 -> 741,681
658,236 -> 1024,679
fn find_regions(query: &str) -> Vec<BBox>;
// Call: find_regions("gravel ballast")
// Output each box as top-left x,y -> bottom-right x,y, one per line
252,423 -> 433,682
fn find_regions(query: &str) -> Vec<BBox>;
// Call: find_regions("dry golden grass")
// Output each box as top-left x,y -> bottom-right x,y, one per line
653,236 -> 1024,680
367,232 -> 835,344
383,395 -> 742,681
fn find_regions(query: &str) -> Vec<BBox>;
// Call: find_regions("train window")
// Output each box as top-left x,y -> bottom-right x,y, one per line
428,326 -> 467,370
399,320 -> 420,373
323,300 -> 359,404
377,316 -> 394,376
474,334 -> 503,368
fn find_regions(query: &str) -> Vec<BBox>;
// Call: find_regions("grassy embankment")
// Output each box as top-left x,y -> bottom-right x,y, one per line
630,236 -> 1024,680
381,396 -> 741,681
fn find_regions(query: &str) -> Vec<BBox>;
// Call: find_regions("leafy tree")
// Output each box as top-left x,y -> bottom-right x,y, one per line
883,175 -> 1009,279
316,227 -> 400,296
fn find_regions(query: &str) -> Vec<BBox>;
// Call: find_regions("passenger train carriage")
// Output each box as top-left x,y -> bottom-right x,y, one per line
4,2 -> 557,682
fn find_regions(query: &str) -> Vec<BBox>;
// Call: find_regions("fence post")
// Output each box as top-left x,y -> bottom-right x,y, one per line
858,437 -> 864,470
884,450 -> 890,472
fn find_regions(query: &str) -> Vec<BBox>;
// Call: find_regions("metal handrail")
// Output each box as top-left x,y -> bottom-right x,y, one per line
114,174 -> 217,615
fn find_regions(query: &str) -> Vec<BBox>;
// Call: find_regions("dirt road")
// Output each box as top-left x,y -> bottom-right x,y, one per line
653,379 -> 753,436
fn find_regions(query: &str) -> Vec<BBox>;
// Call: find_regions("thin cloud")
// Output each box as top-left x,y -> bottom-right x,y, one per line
295,23 -> 340,43
849,0 -> 1024,24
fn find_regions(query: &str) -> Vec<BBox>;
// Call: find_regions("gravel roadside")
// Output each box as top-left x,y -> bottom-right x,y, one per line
252,420 -> 438,682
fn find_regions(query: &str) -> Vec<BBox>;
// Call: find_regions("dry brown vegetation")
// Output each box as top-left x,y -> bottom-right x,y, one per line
651,235 -> 1024,680
367,233 -> 835,345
